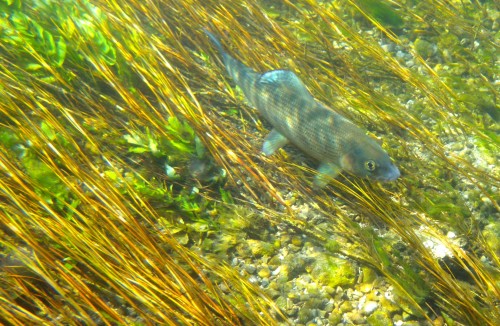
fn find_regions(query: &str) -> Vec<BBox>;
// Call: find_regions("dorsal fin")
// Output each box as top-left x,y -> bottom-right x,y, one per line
258,70 -> 314,101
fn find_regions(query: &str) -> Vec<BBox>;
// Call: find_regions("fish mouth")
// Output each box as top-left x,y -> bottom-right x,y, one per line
376,165 -> 400,182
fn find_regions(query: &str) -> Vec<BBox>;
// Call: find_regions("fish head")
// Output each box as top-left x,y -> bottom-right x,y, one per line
340,138 -> 400,182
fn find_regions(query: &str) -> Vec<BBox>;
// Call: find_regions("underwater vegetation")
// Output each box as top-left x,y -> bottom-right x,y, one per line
0,0 -> 498,325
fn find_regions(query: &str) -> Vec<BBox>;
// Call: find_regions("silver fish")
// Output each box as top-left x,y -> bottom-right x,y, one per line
204,29 -> 400,187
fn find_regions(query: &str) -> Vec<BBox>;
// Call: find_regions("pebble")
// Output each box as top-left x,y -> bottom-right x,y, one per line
265,287 -> 279,298
272,265 -> 281,275
366,291 -> 381,301
433,316 -> 445,326
404,321 -> 422,326
218,282 -> 229,293
351,290 -> 363,299
362,301 -> 378,315
258,267 -> 271,278
291,235 -> 303,246
246,264 -> 256,274
359,283 -> 373,293
328,309 -> 343,324
339,301 -> 353,313
347,311 -> 365,324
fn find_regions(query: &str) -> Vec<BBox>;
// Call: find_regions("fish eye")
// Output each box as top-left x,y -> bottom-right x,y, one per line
364,160 -> 376,172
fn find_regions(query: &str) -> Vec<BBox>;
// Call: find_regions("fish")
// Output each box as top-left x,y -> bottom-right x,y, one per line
204,29 -> 400,187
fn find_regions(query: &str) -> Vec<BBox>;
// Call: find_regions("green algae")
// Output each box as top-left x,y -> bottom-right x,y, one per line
354,0 -> 404,30
310,255 -> 356,288
413,38 -> 435,58
0,0 -> 498,325
367,310 -> 392,326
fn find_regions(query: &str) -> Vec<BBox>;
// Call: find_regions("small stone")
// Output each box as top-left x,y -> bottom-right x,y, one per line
366,291 -> 381,301
414,38 -> 436,58
367,310 -> 392,326
271,265 -> 281,275
258,267 -> 271,278
280,234 -> 291,244
324,286 -> 335,295
485,155 -> 496,165
339,301 -> 353,313
276,275 -> 289,285
351,290 -> 363,299
265,287 -> 279,298
282,254 -> 306,279
403,321 -> 421,326
362,266 -> 377,283
246,239 -> 275,257
362,301 -> 378,315
347,311 -> 365,324
218,282 -> 229,293
359,283 -> 373,293
267,281 -> 279,291
433,316 -> 445,326
449,142 -> 464,151
245,264 -> 256,274
297,308 -> 312,323
268,255 -> 281,266
287,291 -> 299,301
286,307 -> 298,317
299,293 -> 311,302
393,316 -> 403,326
291,235 -> 303,246
381,44 -> 393,52
324,301 -> 334,312
379,296 -> 401,314
328,309 -> 343,324
334,291 -> 344,302
310,255 -> 356,288
305,283 -> 319,296
275,296 -> 287,310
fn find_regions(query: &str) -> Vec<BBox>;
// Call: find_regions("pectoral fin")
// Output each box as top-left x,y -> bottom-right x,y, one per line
314,162 -> 341,188
262,129 -> 289,156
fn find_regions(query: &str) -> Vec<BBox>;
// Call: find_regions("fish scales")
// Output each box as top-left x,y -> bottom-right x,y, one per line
254,78 -> 360,163
204,29 -> 400,186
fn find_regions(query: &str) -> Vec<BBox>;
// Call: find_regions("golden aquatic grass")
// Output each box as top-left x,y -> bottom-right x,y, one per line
0,0 -> 498,324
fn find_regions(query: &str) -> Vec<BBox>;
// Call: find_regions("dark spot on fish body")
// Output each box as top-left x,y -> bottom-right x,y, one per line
257,88 -> 304,135
294,107 -> 343,162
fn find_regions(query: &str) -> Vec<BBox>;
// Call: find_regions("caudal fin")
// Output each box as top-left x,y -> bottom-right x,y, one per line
203,28 -> 260,103
203,28 -> 225,54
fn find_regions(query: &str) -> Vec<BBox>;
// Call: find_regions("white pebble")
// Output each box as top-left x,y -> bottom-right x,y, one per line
363,301 -> 378,315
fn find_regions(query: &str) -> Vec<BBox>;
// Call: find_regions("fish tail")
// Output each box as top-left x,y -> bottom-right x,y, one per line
203,28 -> 233,71
203,28 -> 225,54
203,28 -> 260,105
